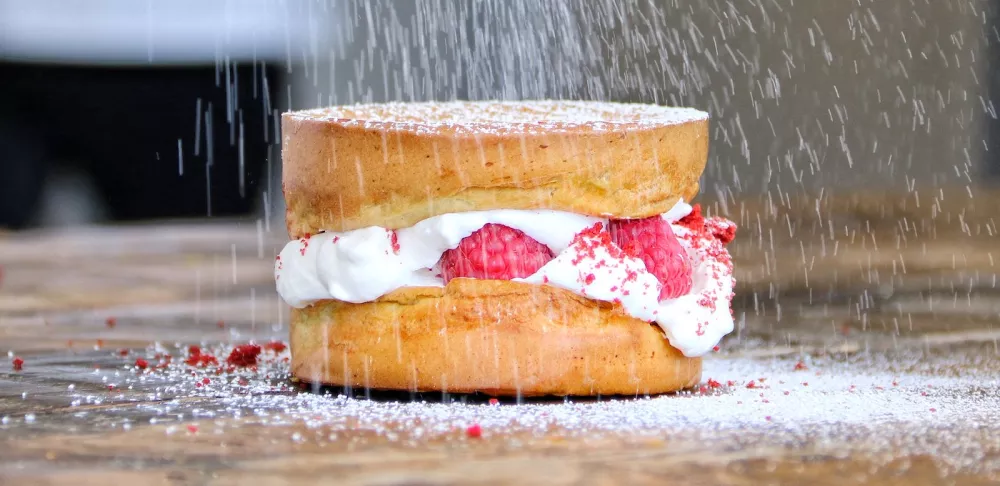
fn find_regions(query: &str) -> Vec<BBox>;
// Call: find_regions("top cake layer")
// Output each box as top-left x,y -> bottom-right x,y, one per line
281,100 -> 709,237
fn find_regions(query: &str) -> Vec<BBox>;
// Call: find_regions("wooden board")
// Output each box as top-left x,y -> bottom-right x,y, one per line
1,186 -> 999,485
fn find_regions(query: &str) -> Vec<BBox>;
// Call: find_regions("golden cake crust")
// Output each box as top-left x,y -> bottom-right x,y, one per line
290,279 -> 702,396
281,100 -> 709,237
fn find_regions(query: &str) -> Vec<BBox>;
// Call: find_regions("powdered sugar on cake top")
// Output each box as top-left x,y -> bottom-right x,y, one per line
286,101 -> 709,135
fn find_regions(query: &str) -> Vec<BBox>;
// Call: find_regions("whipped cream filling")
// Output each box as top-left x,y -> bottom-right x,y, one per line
274,201 -> 734,357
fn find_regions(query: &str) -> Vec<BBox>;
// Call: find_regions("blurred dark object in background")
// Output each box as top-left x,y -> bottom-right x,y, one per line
0,0 -> 332,229
0,107 -> 47,229
0,62 -> 277,228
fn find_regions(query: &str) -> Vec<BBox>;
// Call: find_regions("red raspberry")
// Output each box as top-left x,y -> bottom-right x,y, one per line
440,224 -> 554,282
609,216 -> 692,300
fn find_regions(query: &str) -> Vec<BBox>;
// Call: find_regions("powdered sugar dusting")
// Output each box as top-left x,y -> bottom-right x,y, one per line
11,337 -> 1000,476
74,344 -> 1000,475
286,100 -> 708,135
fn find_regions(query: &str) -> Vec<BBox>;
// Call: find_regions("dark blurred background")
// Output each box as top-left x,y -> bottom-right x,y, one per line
1,0 -> 997,231
0,0 -> 329,228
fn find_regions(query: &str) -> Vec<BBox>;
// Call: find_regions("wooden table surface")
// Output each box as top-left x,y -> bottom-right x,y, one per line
1,187 -> 999,485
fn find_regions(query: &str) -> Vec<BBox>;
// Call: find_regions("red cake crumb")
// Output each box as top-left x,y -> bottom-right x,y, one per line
388,229 -> 401,254
263,341 -> 288,353
134,358 -> 149,370
299,233 -> 311,256
105,317 -> 117,328
185,354 -> 218,367
572,222 -> 623,259
677,204 -> 737,248
708,219 -> 737,244
678,204 -> 706,232
11,356 -> 23,371
155,354 -> 174,369
226,344 -> 262,367
695,322 -> 708,336
466,424 -> 483,438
